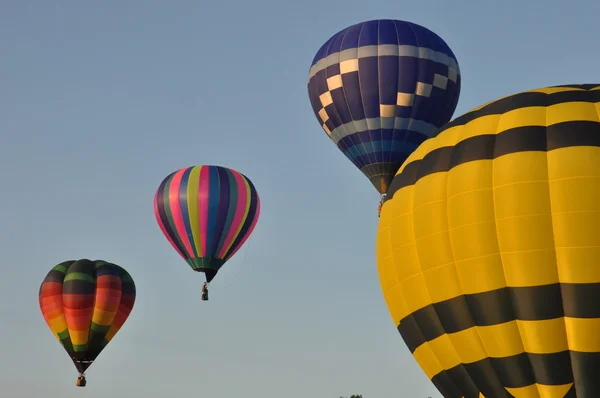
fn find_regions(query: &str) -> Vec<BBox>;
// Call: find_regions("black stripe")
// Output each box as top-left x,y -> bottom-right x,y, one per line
564,384 -> 577,398
385,121 -> 600,201
62,280 -> 96,295
571,351 -> 600,397
398,283 -> 600,353
429,351 -> 600,397
42,269 -> 68,284
442,86 -> 600,132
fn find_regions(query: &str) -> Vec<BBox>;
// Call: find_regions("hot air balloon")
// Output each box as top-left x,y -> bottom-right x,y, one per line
38,259 -> 136,387
307,19 -> 461,212
376,84 -> 600,398
154,165 -> 260,300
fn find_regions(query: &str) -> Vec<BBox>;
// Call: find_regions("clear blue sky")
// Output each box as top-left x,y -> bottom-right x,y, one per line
1,1 -> 599,397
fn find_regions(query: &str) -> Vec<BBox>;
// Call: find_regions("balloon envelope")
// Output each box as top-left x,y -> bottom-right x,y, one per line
38,259 -> 136,374
308,19 -> 461,194
154,165 -> 260,283
377,84 -> 600,397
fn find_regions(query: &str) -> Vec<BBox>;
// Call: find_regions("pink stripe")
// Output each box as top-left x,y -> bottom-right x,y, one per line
168,169 -> 195,258
218,172 -> 248,258
198,166 -> 210,256
225,189 -> 260,261
154,189 -> 187,260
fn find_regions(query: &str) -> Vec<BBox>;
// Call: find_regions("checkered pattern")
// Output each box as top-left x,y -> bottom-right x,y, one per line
312,52 -> 458,140
307,19 -> 461,193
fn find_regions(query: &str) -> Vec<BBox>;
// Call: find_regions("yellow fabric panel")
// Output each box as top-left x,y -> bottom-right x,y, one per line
453,253 -> 505,295
496,106 -> 546,133
412,343 -> 444,379
412,172 -> 448,209
457,114 -> 501,141
555,246 -> 600,284
388,213 -> 414,251
389,185 -> 414,216
422,262 -> 463,303
501,248 -> 559,287
376,222 -> 395,292
391,244 -> 420,285
446,159 -> 494,201
548,146 -> 600,181
548,146 -> 600,281
447,189 -> 495,233
428,123 -> 460,150
399,273 -> 432,315
494,177 -> 552,220
546,101 -> 600,125
427,334 -> 461,370
477,321 -> 524,358
413,173 -> 453,271
48,316 -> 68,338
516,318 -> 569,353
91,308 -> 115,326
388,188 -> 421,285
552,210 -> 600,248
385,285 -> 410,325
491,153 -> 559,288
375,252 -> 395,303
495,212 -> 554,256
564,318 -> 600,352
386,189 -> 421,287
549,174 -> 600,215
376,199 -> 406,325
504,384 -> 540,398
535,383 -> 574,398
506,383 -> 573,398
69,330 -> 89,346
447,327 -> 487,364
446,160 -> 503,293
492,152 -> 549,191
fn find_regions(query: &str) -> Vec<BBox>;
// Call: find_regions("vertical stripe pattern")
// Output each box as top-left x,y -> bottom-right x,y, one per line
376,84 -> 600,398
38,259 -> 136,373
308,19 -> 461,194
153,165 -> 260,283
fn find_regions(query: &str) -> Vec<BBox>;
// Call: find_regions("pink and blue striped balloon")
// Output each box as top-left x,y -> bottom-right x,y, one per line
154,165 -> 260,283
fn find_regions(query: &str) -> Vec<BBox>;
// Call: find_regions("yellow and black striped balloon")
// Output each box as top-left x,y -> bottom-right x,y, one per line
376,84 -> 600,398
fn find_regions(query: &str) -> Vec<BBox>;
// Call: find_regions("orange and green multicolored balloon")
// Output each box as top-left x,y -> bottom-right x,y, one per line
38,259 -> 136,383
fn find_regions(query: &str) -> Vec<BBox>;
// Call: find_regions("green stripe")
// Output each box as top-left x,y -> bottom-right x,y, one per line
90,322 -> 110,333
120,271 -> 133,283
58,329 -> 70,340
52,262 -> 72,274
64,272 -> 95,283
72,344 -> 89,352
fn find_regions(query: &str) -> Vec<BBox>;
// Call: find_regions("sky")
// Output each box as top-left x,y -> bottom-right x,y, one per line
1,1 -> 599,397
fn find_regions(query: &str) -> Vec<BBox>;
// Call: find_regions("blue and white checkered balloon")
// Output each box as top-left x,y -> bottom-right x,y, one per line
308,19 -> 461,194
